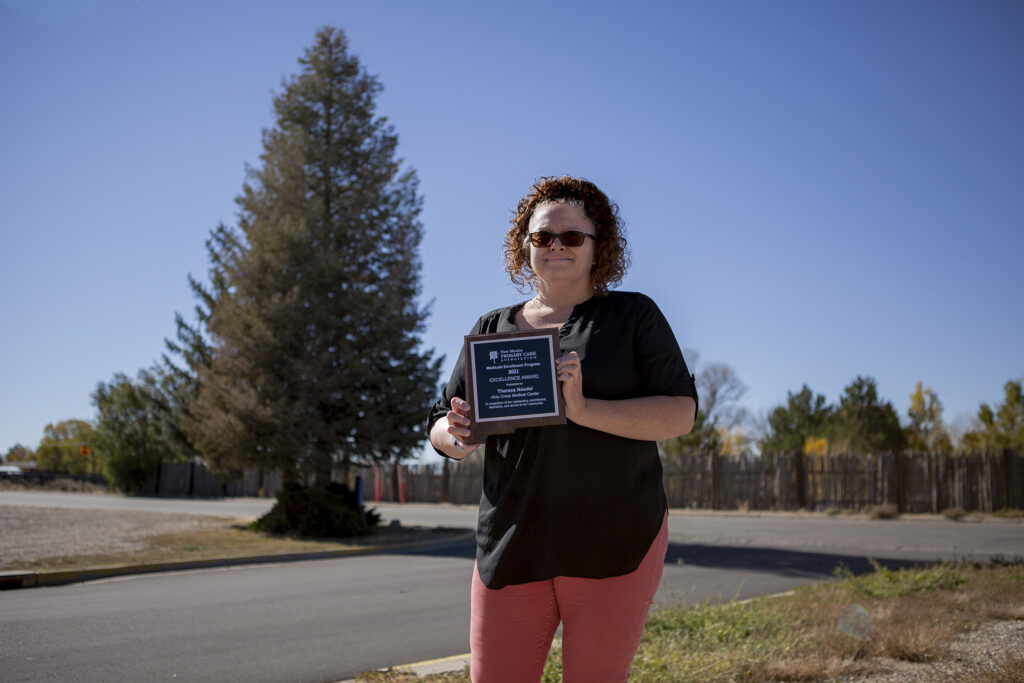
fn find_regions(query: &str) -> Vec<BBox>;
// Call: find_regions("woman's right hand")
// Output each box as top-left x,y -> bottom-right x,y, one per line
447,397 -> 480,453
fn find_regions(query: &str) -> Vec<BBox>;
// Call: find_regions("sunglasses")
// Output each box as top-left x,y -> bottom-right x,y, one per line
525,230 -> 596,248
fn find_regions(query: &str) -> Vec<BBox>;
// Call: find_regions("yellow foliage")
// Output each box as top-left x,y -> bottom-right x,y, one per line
803,436 -> 829,456
717,426 -> 747,456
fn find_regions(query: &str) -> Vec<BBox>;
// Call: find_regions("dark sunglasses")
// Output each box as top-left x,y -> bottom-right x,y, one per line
525,230 -> 596,248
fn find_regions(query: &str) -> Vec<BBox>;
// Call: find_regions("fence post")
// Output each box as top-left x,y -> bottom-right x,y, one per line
894,452 -> 906,513
709,454 -> 719,510
794,451 -> 806,510
1003,449 -> 1014,511
442,457 -> 451,503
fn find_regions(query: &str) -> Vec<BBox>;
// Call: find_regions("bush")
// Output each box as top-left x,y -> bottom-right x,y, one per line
941,506 -> 966,520
251,483 -> 381,538
868,503 -> 900,520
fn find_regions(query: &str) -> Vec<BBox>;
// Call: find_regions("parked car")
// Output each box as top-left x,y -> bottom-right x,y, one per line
0,465 -> 24,478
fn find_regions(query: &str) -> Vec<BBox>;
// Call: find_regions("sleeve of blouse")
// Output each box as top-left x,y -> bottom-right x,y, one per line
633,294 -> 699,414
426,316 -> 484,458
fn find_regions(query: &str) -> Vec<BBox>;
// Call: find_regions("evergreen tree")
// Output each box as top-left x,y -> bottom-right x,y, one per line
832,376 -> 906,454
185,27 -> 441,487
760,385 -> 833,454
972,379 -> 1024,451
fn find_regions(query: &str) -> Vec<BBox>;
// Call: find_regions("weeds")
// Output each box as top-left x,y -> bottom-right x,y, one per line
359,561 -> 1024,682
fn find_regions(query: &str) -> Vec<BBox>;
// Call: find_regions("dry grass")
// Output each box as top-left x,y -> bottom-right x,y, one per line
0,478 -> 107,494
357,561 -> 1024,683
867,503 -> 900,520
985,651 -> 1024,683
942,506 -> 967,520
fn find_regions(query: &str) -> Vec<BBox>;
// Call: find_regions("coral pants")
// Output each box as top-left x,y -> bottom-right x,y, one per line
469,513 -> 668,683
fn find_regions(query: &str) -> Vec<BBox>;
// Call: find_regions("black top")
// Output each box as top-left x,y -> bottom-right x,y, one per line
427,291 -> 698,589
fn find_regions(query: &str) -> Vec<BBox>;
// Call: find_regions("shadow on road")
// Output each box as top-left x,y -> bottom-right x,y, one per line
665,543 -> 936,579
386,536 -> 941,579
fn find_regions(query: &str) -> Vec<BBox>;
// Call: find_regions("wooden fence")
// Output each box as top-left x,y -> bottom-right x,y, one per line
359,450 -> 1023,514
126,450 -> 1022,514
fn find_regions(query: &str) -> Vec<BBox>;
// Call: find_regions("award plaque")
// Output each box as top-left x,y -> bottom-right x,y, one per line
464,328 -> 566,441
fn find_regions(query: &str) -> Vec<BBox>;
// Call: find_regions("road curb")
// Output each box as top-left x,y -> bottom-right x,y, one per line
337,652 -> 472,682
0,530 -> 475,591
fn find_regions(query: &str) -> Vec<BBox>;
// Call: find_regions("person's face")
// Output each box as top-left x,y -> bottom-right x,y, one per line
526,202 -> 596,287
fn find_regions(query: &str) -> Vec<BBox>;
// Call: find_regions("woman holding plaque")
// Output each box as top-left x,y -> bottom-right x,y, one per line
428,176 -> 698,683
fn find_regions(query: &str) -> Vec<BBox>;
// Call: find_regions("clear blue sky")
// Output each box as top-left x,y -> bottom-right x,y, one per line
2,0 -> 1022,458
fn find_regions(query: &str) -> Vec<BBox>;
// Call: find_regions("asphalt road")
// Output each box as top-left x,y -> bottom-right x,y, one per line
2,491 -> 1022,682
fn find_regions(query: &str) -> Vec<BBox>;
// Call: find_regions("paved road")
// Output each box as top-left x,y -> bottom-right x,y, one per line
2,491 -> 1022,682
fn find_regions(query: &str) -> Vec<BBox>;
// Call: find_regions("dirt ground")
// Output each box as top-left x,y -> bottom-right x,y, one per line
0,504 -> 234,567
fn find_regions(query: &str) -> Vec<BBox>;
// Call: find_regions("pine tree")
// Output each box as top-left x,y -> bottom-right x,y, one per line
761,385 -> 833,454
832,376 -> 906,454
974,379 -> 1024,451
185,27 -> 441,487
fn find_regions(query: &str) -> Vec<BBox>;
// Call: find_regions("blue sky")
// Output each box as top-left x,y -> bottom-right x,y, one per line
2,0 -> 1022,458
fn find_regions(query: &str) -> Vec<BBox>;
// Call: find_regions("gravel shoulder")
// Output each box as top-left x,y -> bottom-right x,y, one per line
0,504 -> 236,567
840,619 -> 1024,682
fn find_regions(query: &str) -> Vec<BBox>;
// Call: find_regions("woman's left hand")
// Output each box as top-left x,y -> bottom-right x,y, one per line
556,351 -> 587,422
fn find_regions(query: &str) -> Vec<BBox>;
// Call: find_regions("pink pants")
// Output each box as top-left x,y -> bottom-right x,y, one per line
469,513 -> 668,683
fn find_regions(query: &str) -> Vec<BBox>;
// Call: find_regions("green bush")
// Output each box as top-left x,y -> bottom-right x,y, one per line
251,483 -> 381,538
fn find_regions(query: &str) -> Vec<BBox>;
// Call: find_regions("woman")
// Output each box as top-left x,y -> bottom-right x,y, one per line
428,176 -> 698,682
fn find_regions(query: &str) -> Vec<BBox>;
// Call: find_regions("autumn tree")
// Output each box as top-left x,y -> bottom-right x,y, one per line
760,385 -> 834,454
35,419 -> 97,475
4,444 -> 33,463
184,27 -> 441,488
904,381 -> 952,452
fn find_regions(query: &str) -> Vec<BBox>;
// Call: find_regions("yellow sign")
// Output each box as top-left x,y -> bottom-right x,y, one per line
79,445 -> 92,458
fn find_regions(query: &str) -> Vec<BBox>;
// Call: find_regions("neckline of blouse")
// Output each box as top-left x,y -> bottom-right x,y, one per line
507,295 -> 597,333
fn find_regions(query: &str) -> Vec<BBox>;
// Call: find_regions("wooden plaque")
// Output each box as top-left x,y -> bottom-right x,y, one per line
464,328 -> 566,441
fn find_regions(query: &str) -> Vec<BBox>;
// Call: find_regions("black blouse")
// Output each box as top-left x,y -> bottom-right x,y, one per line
427,291 -> 698,589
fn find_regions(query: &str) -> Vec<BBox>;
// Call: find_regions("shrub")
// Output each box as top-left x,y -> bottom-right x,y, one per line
868,503 -> 900,520
941,506 -> 966,520
251,483 -> 381,538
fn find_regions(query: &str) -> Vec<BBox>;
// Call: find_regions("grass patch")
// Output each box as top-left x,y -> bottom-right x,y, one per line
5,523 -> 467,572
358,560 -> 1024,682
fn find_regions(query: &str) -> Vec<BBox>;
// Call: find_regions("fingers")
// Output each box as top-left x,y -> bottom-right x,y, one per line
450,396 -> 471,416
556,351 -> 581,382
447,397 -> 476,445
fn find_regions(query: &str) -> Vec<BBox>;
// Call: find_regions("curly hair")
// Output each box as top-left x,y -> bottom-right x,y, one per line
503,176 -> 630,294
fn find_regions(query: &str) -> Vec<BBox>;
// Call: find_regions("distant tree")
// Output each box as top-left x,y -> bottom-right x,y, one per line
661,351 -> 747,457
35,420 -> 96,475
4,444 -> 33,463
832,376 -> 906,454
904,382 -> 952,452
760,385 -> 834,455
966,379 -> 1024,452
185,27 -> 441,488
92,370 -> 189,492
